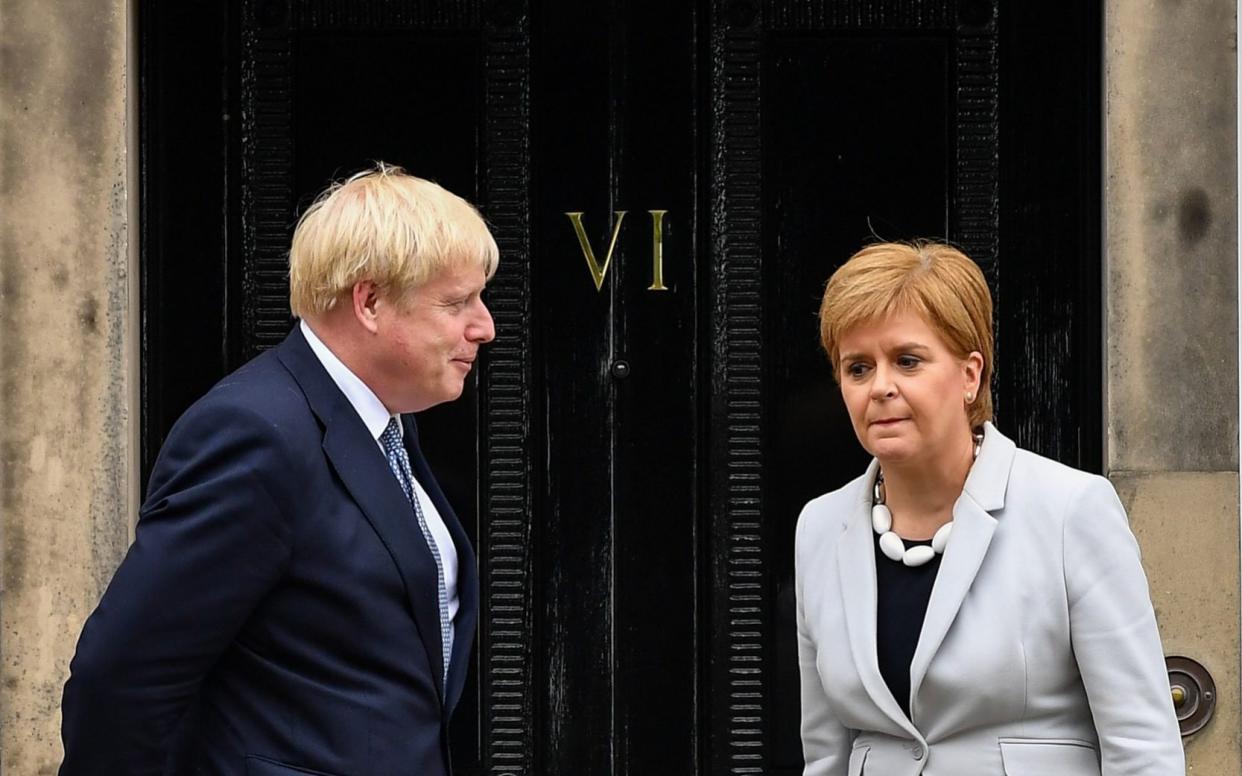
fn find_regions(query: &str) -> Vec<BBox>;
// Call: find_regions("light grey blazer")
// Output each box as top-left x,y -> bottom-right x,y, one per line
795,422 -> 1184,776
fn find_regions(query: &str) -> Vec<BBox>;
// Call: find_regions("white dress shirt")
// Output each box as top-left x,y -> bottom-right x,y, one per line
300,320 -> 459,625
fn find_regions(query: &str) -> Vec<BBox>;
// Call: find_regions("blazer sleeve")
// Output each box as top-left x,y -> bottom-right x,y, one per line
1063,476 -> 1185,776
796,511 -> 853,776
60,399 -> 297,776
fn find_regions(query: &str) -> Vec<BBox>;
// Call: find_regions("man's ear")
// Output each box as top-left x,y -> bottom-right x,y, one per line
352,280 -> 381,334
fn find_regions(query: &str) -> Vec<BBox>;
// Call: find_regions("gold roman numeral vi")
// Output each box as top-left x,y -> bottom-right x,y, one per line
565,210 -> 670,292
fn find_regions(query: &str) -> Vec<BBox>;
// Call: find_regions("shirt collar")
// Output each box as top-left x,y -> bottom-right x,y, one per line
300,319 -> 399,441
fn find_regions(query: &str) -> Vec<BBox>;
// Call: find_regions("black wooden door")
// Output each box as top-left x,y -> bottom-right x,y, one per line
141,1 -> 1100,773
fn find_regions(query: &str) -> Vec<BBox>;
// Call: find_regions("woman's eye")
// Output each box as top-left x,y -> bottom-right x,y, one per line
897,356 -> 920,369
846,363 -> 869,378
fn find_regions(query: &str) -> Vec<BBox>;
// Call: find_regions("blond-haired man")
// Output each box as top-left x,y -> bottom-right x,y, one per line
61,164 -> 496,775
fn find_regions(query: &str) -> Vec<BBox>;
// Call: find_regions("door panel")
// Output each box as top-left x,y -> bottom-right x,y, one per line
762,31 -> 954,767
535,3 -> 701,772
711,4 -> 1000,771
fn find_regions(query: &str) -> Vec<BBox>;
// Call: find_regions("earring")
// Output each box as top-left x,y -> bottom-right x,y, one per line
966,392 -> 975,403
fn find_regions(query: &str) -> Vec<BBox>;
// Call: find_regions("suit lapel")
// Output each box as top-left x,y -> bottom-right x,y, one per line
402,415 -> 478,715
276,329 -> 450,701
907,493 -> 996,703
908,422 -> 1016,707
837,461 -> 921,737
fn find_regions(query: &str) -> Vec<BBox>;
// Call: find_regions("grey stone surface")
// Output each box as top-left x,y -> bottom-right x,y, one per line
1112,471 -> 1240,772
1106,0 -> 1239,472
0,0 -> 135,771
1105,1 -> 1240,770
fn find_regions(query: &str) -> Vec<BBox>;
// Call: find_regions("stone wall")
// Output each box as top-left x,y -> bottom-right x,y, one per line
1106,0 -> 1240,769
0,0 -> 136,771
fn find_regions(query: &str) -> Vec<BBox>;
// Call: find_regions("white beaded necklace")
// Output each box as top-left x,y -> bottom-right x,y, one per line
872,432 -> 983,567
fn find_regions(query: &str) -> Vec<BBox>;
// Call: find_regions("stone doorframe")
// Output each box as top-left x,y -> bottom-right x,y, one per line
1104,0 -> 1239,771
1,0 -> 140,772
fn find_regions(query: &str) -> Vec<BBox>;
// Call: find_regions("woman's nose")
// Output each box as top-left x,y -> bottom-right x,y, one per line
869,364 -> 896,400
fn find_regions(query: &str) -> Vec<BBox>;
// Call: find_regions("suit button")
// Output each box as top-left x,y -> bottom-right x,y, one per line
911,744 -> 924,760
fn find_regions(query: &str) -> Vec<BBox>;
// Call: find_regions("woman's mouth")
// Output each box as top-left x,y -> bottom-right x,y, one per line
871,418 -> 907,427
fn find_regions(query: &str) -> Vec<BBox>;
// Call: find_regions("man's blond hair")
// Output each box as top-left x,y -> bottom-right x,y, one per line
289,163 -> 499,317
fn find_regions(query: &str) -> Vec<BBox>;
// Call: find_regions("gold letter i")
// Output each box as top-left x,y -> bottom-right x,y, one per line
648,210 -> 669,291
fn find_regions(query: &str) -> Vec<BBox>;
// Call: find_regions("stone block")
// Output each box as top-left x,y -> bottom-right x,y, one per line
1111,470 -> 1240,772
1105,0 -> 1239,472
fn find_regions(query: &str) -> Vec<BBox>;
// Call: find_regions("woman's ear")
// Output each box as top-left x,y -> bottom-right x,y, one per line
963,351 -> 984,397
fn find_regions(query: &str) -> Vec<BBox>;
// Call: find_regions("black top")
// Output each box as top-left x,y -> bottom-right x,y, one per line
874,532 -> 941,719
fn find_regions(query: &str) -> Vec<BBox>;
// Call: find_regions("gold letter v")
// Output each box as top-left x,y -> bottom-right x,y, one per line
566,211 -> 627,292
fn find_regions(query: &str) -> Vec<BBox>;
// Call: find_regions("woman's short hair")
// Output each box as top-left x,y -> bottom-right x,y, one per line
818,241 -> 994,427
289,163 -> 499,317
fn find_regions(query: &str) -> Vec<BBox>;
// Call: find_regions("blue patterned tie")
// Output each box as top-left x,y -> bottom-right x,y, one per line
379,417 -> 453,686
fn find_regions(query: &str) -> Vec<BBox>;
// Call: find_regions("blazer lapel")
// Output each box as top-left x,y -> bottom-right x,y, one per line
908,422 -> 1016,708
837,460 -> 921,737
906,492 -> 996,707
276,329 -> 450,701
402,415 -> 478,715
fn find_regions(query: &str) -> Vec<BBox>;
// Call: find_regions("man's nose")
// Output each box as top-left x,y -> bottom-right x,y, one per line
471,300 -> 496,343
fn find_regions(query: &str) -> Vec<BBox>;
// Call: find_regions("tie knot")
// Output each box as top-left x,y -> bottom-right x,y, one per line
380,417 -> 403,453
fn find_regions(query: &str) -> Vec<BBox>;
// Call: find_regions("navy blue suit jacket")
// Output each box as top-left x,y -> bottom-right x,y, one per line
61,328 -> 479,775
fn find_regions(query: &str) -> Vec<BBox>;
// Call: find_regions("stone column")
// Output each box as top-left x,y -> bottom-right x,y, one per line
1106,0 -> 1240,768
0,0 -> 136,771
